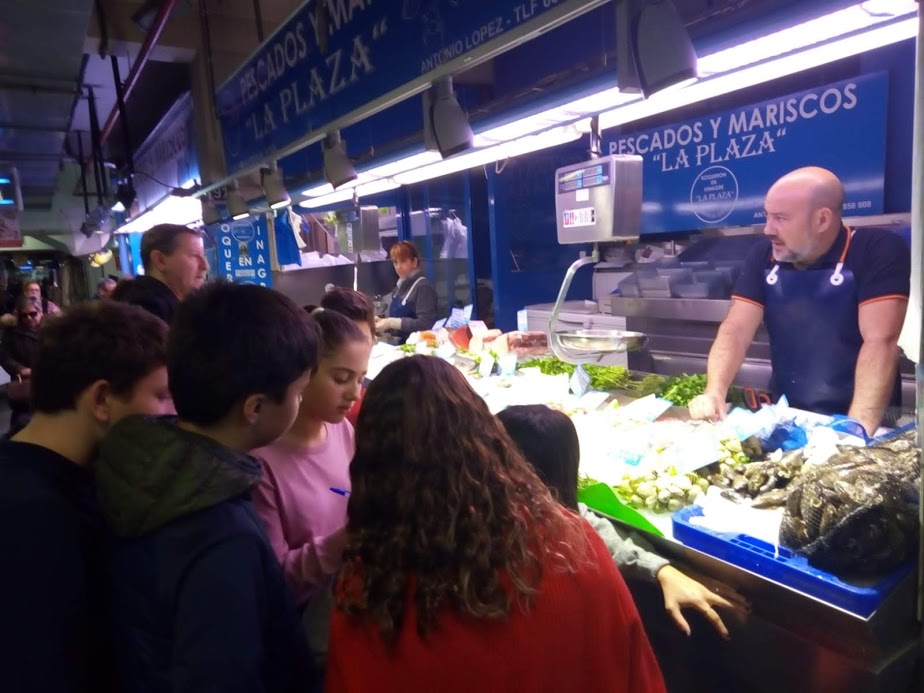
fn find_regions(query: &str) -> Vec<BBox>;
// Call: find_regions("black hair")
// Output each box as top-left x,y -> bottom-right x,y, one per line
141,224 -> 202,271
311,309 -> 368,358
168,282 -> 320,425
321,287 -> 376,337
497,405 -> 581,510
31,301 -> 168,414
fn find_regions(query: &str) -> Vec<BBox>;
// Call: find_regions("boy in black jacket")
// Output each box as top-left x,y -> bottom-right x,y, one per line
96,282 -> 320,692
0,301 -> 173,692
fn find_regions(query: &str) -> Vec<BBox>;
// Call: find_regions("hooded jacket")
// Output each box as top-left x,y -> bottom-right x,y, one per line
112,275 -> 178,324
95,416 -> 315,693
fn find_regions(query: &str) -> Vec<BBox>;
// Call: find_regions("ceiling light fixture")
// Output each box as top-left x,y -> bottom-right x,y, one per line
322,131 -> 358,189
227,181 -> 251,221
598,10 -> 916,130
424,76 -> 474,158
201,195 -> 222,226
617,0 -> 698,98
111,177 -> 137,213
298,178 -> 400,210
262,161 -> 291,209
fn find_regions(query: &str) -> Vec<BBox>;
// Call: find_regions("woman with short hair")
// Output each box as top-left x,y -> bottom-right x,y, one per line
375,241 -> 438,342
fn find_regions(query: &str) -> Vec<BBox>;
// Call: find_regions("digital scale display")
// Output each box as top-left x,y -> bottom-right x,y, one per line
557,163 -> 610,193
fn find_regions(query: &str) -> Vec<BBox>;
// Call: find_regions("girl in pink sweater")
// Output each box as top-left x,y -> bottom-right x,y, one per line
252,309 -> 371,607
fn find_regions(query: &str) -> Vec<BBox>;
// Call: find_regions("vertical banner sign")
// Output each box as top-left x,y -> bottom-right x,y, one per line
216,0 -> 605,172
605,73 -> 889,234
215,217 -> 273,287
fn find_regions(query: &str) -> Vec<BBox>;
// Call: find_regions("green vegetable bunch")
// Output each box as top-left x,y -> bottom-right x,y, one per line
520,357 -> 632,391
658,373 -> 708,406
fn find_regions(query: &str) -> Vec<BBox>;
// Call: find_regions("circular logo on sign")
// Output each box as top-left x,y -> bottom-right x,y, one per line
229,220 -> 256,244
690,166 -> 739,224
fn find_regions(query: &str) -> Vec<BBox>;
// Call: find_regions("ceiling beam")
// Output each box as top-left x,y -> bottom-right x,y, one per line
0,123 -> 70,133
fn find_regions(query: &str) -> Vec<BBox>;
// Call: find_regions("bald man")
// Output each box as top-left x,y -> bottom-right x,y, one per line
689,167 -> 909,435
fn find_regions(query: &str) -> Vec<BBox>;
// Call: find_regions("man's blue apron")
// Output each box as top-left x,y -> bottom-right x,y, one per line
387,276 -> 425,342
764,227 -> 881,416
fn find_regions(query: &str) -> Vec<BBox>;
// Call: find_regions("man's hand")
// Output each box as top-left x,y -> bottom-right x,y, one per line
688,391 -> 727,421
18,368 -> 31,378
375,317 -> 401,332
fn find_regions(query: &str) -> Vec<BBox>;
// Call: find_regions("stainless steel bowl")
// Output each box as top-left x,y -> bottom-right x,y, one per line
557,329 -> 649,353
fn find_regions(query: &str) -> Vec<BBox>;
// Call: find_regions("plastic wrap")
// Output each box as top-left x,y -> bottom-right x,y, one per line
780,431 -> 920,575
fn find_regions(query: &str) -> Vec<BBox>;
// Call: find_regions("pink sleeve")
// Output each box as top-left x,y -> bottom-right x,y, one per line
281,527 -> 348,605
250,462 -> 289,566
251,460 -> 347,605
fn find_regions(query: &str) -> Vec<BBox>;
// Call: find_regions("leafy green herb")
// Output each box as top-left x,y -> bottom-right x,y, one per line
658,373 -> 707,406
519,357 -> 631,391
399,343 -> 416,354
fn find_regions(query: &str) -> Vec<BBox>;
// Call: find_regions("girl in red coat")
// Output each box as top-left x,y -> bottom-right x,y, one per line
326,355 -> 666,693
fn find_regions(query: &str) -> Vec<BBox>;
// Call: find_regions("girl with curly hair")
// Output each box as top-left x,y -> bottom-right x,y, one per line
326,355 -> 665,693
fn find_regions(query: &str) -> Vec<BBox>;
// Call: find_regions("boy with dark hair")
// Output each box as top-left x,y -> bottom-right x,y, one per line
95,282 -> 320,692
0,301 -> 173,692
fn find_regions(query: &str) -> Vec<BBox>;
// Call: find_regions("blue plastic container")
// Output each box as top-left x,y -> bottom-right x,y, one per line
672,506 -> 915,617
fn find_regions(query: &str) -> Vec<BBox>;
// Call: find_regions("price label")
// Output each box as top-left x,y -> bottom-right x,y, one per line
478,354 -> 496,379
562,208 -> 596,228
569,365 -> 591,397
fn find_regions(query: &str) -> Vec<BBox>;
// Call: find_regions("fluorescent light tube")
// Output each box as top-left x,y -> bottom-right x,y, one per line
298,178 -> 400,209
598,16 -> 917,131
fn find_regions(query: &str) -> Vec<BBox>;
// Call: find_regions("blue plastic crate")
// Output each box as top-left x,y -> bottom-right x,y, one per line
672,506 -> 915,618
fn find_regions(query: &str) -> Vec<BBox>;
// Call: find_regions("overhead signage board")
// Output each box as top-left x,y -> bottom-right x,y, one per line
604,72 -> 889,234
212,217 -> 273,287
216,0 -> 607,173
133,93 -> 199,213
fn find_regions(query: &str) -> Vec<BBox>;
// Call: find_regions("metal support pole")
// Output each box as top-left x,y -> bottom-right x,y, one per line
76,134 -> 91,217
110,55 -> 134,177
912,2 -> 923,652
86,88 -> 106,205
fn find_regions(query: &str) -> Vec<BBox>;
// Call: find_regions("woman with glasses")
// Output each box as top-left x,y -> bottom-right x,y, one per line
0,296 -> 44,434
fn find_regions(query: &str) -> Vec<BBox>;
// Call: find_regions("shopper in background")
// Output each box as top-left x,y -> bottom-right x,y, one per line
112,223 -> 209,323
375,240 -> 438,342
1,295 -> 44,434
95,277 -> 117,300
498,404 -> 749,639
253,309 -> 370,666
327,355 -> 665,693
0,301 -> 170,692
309,286 -> 376,425
318,286 -> 376,342
24,278 -> 60,315
95,283 -> 319,692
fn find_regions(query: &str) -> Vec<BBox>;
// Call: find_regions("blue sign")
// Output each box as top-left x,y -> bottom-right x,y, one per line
217,0 -> 602,172
214,217 -> 273,287
605,73 -> 889,234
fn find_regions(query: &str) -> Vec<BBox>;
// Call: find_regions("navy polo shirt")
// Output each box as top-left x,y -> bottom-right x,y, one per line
731,227 -> 910,309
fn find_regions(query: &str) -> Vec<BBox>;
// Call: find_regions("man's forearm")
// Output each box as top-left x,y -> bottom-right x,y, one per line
706,327 -> 748,397
848,340 -> 900,434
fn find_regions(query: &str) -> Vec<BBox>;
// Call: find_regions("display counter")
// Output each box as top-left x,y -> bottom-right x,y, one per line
368,343 -> 921,691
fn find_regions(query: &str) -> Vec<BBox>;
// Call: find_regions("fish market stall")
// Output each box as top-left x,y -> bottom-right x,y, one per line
371,323 -> 920,690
